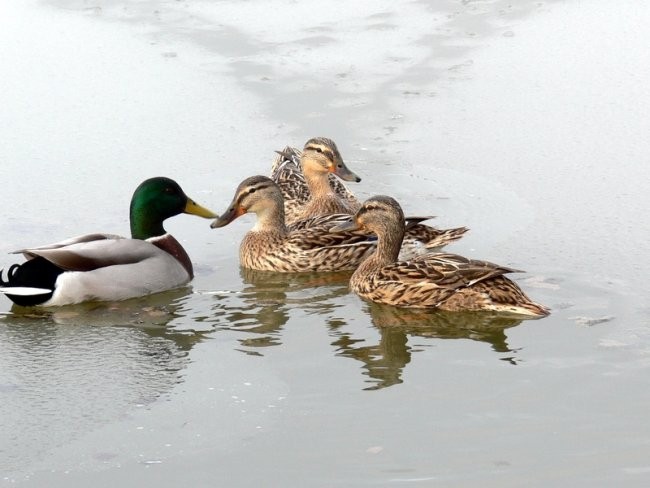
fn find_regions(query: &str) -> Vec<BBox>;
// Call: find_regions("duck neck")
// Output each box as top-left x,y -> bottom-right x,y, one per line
130,206 -> 166,240
252,197 -> 289,237
304,168 -> 332,199
374,226 -> 404,266
353,227 -> 402,283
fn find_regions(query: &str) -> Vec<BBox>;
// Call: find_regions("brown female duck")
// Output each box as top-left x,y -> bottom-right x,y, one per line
271,137 -> 361,224
210,176 -> 376,272
331,196 -> 550,317
271,137 -> 468,255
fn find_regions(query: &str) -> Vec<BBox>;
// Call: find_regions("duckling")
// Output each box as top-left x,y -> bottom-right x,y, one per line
271,137 -> 468,254
0,177 -> 217,307
210,176 -> 376,272
331,195 -> 550,317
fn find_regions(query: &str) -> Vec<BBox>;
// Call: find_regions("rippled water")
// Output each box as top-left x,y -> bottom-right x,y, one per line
1,0 -> 650,486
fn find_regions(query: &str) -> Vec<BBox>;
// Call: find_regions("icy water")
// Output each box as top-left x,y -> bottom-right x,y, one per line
1,0 -> 649,486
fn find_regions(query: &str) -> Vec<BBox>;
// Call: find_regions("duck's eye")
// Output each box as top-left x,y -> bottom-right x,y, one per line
249,188 -> 256,194
315,147 -> 323,153
164,187 -> 174,194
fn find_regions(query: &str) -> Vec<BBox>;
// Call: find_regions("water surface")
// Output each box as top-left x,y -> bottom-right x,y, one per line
1,0 -> 649,486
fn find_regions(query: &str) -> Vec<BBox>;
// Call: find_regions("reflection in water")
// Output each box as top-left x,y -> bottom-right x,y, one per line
206,267 -> 525,391
0,289 -> 206,475
205,266 -> 525,391
209,267 -> 352,353
333,302 -> 524,390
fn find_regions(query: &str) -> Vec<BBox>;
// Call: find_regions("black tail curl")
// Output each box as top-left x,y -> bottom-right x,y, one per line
0,257 -> 64,306
0,264 -> 21,286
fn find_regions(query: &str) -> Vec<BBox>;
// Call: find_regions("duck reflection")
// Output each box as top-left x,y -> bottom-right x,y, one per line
1,289 -> 207,396
0,288 -> 208,475
218,267 -> 351,352
5,288 -> 206,350
333,302 -> 524,390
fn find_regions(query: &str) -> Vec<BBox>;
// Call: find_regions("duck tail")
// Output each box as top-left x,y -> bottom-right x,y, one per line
0,264 -> 20,286
491,301 -> 551,318
271,146 -> 301,174
0,259 -> 60,306
421,226 -> 470,252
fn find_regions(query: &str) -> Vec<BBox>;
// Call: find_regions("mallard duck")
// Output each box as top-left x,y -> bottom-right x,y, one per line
210,175 -> 377,272
271,137 -> 468,255
331,196 -> 550,317
271,137 -> 361,224
0,177 -> 217,307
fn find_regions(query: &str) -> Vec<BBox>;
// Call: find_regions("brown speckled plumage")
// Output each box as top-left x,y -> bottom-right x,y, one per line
335,196 -> 550,317
271,137 -> 468,256
271,138 -> 360,224
211,176 -> 376,273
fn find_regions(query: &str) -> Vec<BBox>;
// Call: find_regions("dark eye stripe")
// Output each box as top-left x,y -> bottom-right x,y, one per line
306,145 -> 334,160
236,184 -> 269,204
358,204 -> 384,216
248,184 -> 268,195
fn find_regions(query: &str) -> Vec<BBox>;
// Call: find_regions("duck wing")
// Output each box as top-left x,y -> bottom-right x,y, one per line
377,252 -> 519,290
13,233 -> 124,259
17,237 -> 159,272
287,224 -> 375,252
288,213 -> 370,233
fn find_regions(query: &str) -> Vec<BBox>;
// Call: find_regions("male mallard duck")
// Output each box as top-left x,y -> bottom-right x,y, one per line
0,177 -> 217,307
271,137 -> 361,224
331,196 -> 550,317
271,137 -> 468,255
210,175 -> 377,272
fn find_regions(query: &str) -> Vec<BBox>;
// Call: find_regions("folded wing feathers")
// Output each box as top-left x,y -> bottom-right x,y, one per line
377,253 -> 520,291
19,238 -> 157,272
12,233 -> 124,256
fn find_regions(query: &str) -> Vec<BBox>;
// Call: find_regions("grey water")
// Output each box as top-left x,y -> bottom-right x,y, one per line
1,0 -> 649,486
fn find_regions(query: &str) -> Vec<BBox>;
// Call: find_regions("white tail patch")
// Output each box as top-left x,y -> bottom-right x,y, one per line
0,286 -> 52,296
